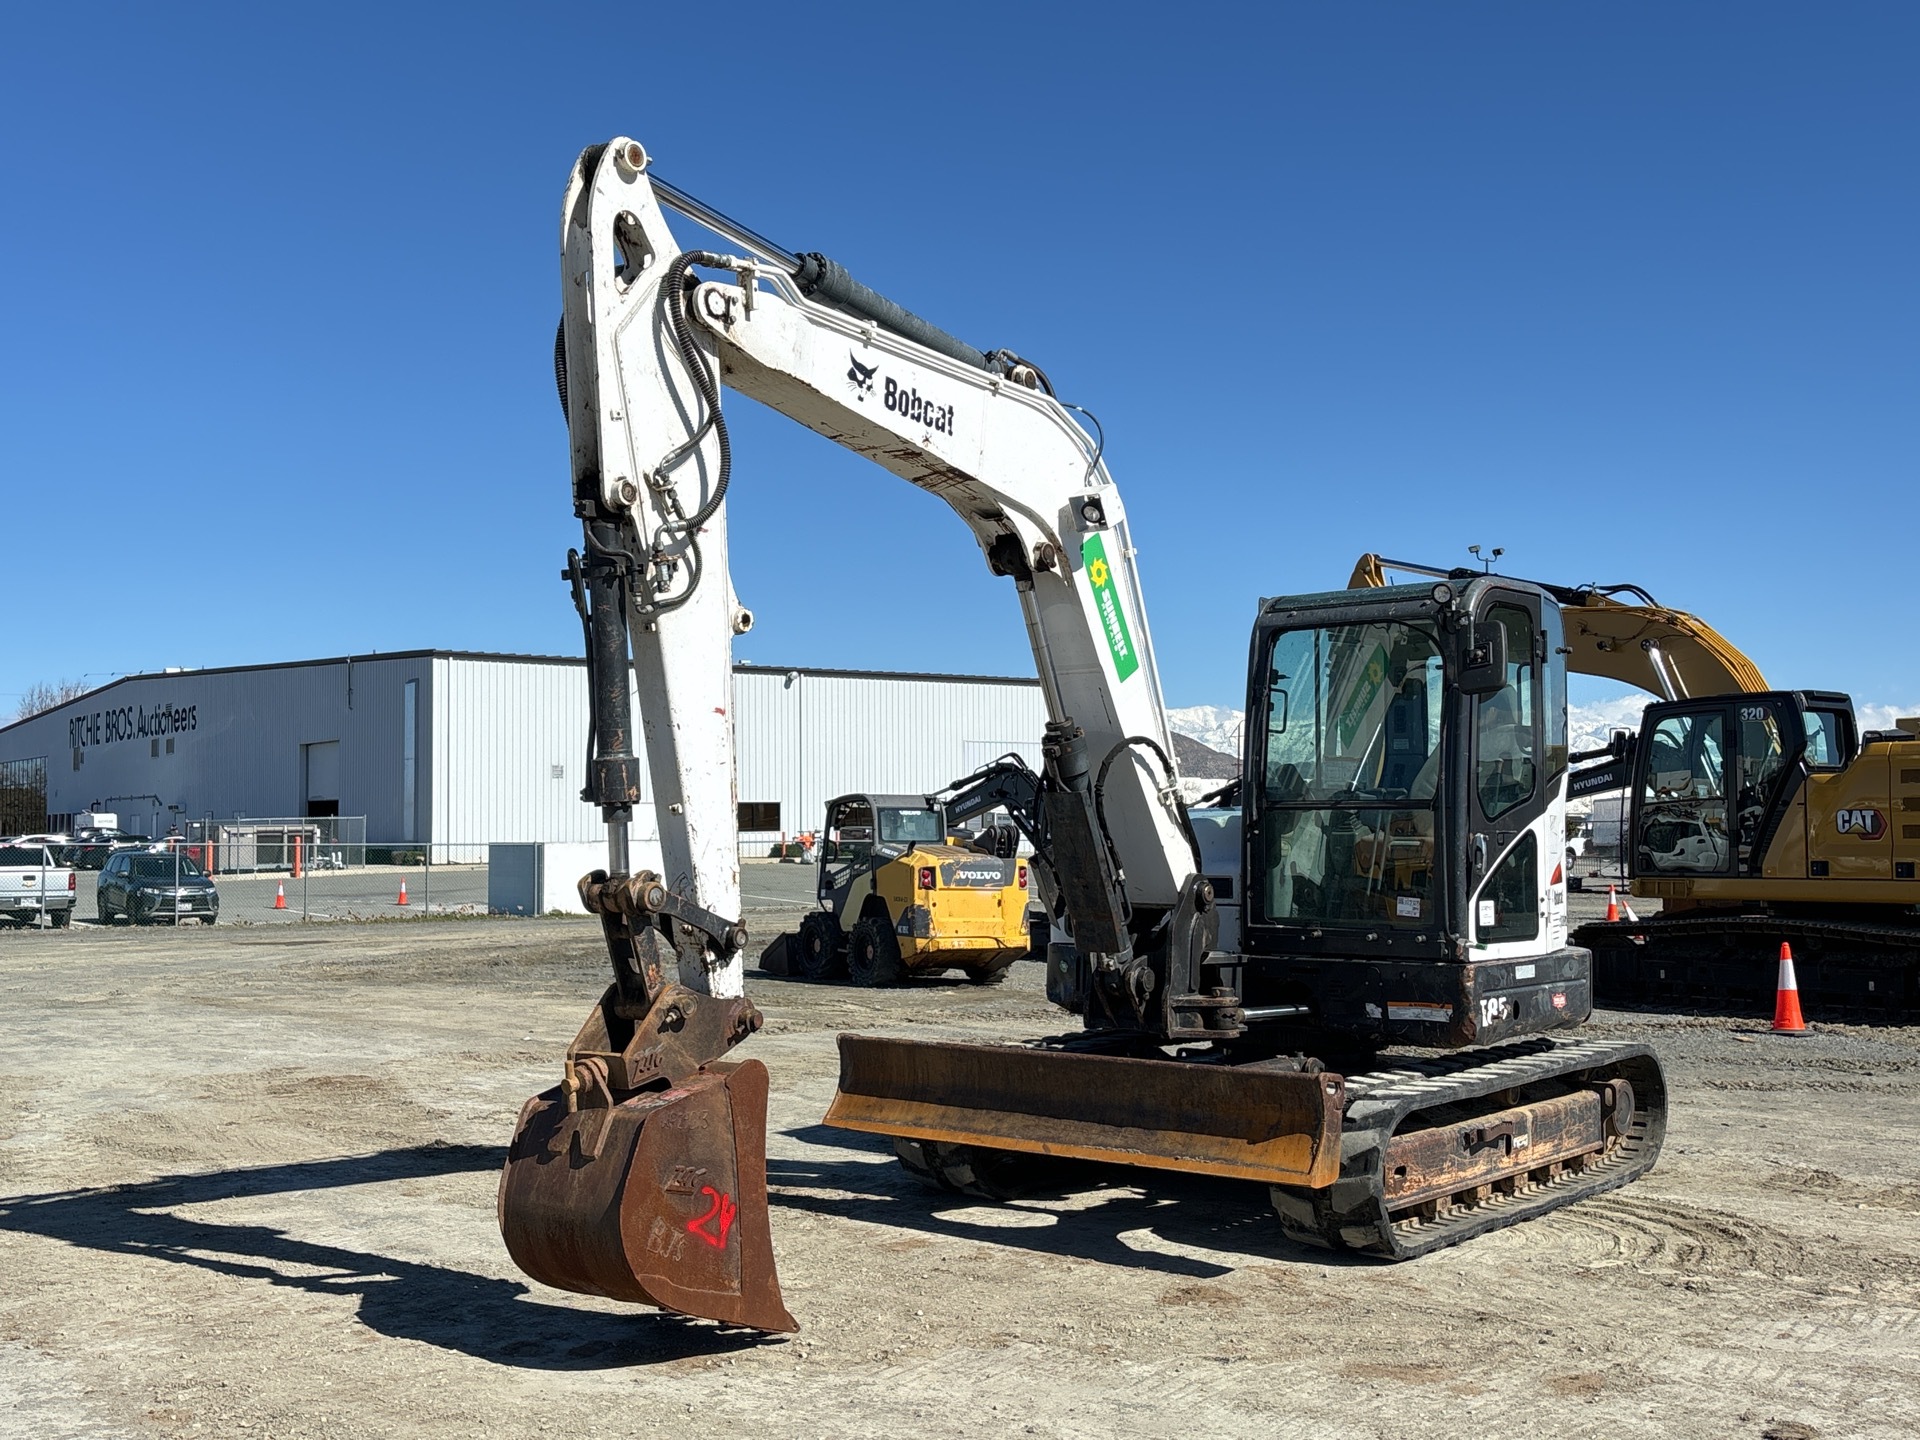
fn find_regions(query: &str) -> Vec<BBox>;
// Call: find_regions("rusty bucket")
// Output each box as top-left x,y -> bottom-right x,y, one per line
498,1058 -> 796,1332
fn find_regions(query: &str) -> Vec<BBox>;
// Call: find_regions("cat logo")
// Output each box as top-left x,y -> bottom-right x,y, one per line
1835,807 -> 1885,838
847,353 -> 877,397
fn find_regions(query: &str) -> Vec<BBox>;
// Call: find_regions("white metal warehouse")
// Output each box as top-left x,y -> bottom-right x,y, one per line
0,651 -> 1047,854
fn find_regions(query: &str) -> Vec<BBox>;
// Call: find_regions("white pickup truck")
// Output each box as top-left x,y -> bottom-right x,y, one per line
0,843 -> 76,928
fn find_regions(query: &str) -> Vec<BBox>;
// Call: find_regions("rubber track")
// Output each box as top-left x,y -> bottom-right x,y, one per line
1268,1036 -> 1667,1259
1579,913 -> 1920,1018
891,1038 -> 1667,1260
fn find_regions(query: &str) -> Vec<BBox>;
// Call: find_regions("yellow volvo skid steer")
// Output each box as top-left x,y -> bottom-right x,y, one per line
785,793 -> 1030,986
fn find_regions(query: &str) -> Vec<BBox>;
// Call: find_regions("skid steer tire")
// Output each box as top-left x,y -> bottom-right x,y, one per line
847,916 -> 904,988
795,911 -> 846,982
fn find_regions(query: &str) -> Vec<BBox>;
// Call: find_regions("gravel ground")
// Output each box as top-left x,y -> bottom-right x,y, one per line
1,865 -> 1915,1440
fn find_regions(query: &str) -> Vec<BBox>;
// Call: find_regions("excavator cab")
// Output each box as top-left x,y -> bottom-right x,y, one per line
1579,691 -> 1920,1010
1619,690 -> 1887,885
1235,576 -> 1587,1048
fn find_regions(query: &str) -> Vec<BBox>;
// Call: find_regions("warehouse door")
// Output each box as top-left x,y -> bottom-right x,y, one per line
303,741 -> 341,819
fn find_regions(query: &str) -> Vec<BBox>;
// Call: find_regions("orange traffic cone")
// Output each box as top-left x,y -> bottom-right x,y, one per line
1605,886 -> 1620,922
273,883 -> 287,910
1772,942 -> 1809,1034
396,880 -> 409,907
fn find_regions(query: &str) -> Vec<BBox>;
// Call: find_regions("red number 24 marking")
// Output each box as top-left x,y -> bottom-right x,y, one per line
686,1185 -> 738,1248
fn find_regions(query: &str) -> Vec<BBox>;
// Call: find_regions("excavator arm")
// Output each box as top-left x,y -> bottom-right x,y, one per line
567,139 -> 1203,995
1349,553 -> 1768,698
501,138 -> 1218,1332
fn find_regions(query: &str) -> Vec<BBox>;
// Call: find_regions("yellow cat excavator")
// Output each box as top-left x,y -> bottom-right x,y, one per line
495,140 -> 1673,1333
1352,555 -> 1920,1016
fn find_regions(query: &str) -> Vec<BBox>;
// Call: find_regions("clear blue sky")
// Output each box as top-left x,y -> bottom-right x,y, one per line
3,4 -> 1915,720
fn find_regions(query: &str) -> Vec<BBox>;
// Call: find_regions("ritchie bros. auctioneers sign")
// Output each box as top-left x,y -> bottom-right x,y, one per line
68,701 -> 198,750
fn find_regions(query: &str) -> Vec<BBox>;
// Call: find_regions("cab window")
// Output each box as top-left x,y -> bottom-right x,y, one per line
1475,605 -> 1537,821
1542,604 -> 1569,779
1734,702 -> 1789,862
1803,710 -> 1844,768
877,807 -> 943,845
1262,620 -> 1445,804
1637,710 -> 1731,874
822,800 -> 876,889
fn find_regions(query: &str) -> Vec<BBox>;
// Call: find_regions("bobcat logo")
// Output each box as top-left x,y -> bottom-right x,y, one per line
1835,807 -> 1885,838
847,353 -> 877,397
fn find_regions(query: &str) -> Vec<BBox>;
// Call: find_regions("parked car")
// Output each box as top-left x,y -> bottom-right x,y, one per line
1565,820 -> 1592,872
0,843 -> 77,927
96,849 -> 220,925
66,830 -> 153,870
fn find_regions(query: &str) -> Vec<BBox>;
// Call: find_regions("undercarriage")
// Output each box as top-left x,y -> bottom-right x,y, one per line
834,1031 -> 1666,1257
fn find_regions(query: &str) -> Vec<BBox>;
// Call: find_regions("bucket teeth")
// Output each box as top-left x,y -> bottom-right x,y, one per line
498,1058 -> 796,1333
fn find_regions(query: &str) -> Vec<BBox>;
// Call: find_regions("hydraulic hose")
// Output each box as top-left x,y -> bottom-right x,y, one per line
1093,736 -> 1207,882
657,250 -> 732,531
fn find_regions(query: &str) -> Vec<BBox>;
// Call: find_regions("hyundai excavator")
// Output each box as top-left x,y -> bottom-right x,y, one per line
496,139 -> 1669,1333
1353,556 -> 1920,1016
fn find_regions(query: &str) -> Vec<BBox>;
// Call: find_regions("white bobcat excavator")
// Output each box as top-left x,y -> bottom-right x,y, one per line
497,139 -> 1668,1333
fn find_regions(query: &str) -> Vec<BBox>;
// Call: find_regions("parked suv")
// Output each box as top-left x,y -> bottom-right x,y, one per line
66,830 -> 152,870
97,850 -> 220,925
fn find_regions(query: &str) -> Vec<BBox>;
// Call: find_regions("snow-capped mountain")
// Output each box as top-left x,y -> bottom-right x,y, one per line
1169,699 -> 1664,760
1566,697 -> 1648,755
1165,705 -> 1243,757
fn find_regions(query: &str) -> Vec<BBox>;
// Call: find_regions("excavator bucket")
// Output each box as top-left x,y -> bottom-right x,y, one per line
498,1058 -> 796,1333
826,1036 -> 1346,1188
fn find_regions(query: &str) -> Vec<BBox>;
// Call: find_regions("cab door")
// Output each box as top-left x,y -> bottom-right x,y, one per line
1465,590 -> 1560,957
1633,703 -> 1735,879
819,797 -> 882,916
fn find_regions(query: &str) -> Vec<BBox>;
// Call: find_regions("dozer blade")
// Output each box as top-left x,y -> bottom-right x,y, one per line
498,1058 -> 796,1333
825,1035 -> 1346,1188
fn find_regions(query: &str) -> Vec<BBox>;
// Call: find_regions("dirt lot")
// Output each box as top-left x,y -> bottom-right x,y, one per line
2,871 -> 1916,1440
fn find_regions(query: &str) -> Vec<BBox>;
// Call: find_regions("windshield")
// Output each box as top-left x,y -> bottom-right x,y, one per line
877,807 -> 944,845
1255,619 -> 1446,930
1262,621 -> 1444,803
130,855 -> 206,880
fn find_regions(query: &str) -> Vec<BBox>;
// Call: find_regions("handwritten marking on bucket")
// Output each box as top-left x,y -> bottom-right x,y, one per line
499,1058 -> 794,1332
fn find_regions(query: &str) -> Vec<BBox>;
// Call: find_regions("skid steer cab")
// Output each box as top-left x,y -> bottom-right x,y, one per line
792,794 -> 1030,986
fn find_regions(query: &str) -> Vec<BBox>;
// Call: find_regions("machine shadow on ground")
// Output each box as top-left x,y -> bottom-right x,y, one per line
771,1123 -> 1362,1278
0,1132 -> 1371,1374
0,1143 -> 770,1370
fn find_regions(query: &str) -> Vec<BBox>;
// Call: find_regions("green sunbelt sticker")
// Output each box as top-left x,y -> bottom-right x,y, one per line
1082,534 -> 1139,681
1335,643 -> 1388,749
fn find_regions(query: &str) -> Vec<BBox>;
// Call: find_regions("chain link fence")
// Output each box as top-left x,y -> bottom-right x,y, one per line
36,825 -> 817,927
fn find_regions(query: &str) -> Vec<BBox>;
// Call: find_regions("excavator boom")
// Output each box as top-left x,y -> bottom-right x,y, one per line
1349,553 -> 1768,697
